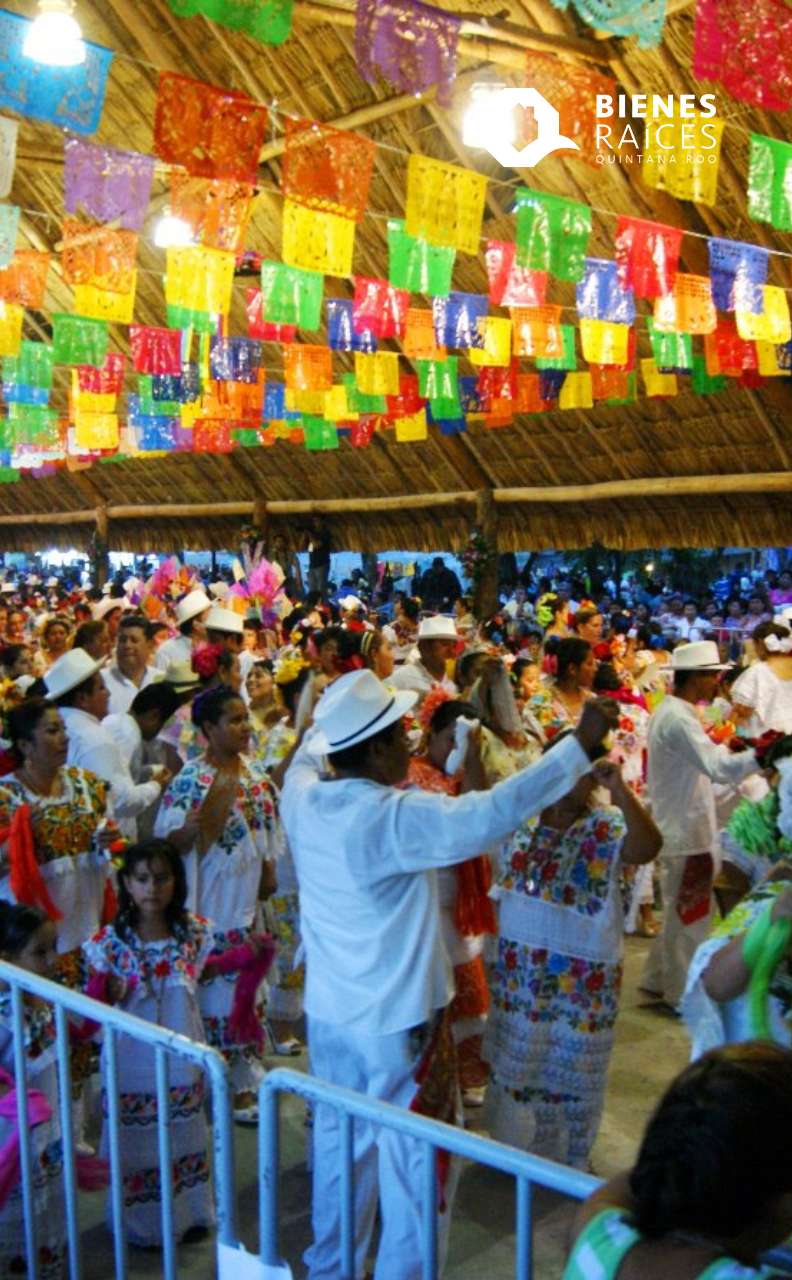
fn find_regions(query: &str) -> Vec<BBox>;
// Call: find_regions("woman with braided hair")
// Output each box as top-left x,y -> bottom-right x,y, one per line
564,1043 -> 792,1279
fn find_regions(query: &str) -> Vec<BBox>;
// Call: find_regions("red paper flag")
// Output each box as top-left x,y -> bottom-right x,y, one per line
154,72 -> 268,182
614,217 -> 683,299
282,118 -> 376,221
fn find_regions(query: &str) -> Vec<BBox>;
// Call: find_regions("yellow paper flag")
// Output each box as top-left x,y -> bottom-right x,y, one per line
559,371 -> 593,410
354,351 -> 400,396
0,303 -> 23,357
165,246 -> 235,315
641,357 -> 678,397
395,410 -> 428,442
469,317 -> 512,367
735,286 -> 791,344
579,318 -> 630,365
405,155 -> 486,255
74,276 -> 137,324
282,201 -> 356,278
643,112 -> 724,207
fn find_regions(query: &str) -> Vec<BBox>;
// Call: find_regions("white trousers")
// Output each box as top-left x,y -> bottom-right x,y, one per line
640,856 -> 714,1009
305,1014 -> 457,1280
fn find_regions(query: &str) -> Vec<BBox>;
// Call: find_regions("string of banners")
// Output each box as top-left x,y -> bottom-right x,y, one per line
0,5 -> 789,480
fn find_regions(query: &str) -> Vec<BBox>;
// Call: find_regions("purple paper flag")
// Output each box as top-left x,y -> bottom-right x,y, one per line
355,0 -> 460,106
708,238 -> 769,313
64,138 -> 155,231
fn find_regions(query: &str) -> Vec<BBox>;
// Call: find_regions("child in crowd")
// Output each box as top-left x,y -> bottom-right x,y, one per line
84,838 -> 276,1248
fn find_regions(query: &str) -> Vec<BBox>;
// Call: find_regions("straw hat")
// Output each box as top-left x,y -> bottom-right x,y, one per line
205,605 -> 244,635
418,615 -> 458,641
312,669 -> 417,754
161,660 -> 201,691
669,640 -> 728,671
44,649 -> 103,700
175,588 -> 211,626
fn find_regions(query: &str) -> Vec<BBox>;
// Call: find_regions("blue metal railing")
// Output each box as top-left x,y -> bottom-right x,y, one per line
0,960 -> 239,1280
258,1067 -> 599,1280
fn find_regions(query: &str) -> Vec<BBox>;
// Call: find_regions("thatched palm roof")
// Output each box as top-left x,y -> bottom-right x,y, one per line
4,0 -> 792,551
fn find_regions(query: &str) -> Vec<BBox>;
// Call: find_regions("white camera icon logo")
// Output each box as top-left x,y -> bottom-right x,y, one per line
464,86 -> 579,168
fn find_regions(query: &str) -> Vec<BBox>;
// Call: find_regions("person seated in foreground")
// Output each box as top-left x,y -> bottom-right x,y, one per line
564,1042 -> 792,1280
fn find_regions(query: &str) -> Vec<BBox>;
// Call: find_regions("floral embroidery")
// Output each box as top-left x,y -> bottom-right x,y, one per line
123,1150 -> 210,1208
84,916 -> 212,991
104,1079 -> 205,1125
0,991 -> 56,1059
159,756 -> 277,853
491,938 -> 623,1035
501,810 -> 625,917
0,767 -> 107,872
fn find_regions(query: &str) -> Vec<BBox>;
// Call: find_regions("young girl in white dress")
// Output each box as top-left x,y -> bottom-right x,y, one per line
83,839 -> 216,1249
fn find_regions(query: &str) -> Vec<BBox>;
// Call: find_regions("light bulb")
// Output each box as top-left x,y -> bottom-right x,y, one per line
462,84 -> 516,151
153,214 -> 194,249
23,0 -> 86,67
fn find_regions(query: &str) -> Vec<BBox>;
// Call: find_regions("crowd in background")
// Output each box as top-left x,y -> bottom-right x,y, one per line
1,541 -> 792,1277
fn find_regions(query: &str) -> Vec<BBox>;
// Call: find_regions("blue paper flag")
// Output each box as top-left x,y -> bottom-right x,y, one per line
432,293 -> 488,349
326,299 -> 378,353
576,258 -> 635,323
0,9 -> 113,136
209,336 -> 263,384
708,238 -> 769,314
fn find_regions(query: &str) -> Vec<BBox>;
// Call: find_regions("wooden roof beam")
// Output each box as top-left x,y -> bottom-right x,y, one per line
292,0 -> 614,65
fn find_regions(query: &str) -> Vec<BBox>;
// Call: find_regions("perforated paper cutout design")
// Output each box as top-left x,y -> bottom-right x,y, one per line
405,155 -> 486,255
154,72 -> 268,182
355,0 -> 460,105
64,138 -> 155,231
282,201 -> 356,277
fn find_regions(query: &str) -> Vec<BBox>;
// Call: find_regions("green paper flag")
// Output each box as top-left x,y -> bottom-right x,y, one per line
514,188 -> 592,282
166,304 -> 218,335
3,340 -> 54,389
303,416 -> 339,450
8,403 -> 57,444
261,261 -> 323,330
0,467 -> 18,483
234,428 -> 262,447
137,376 -> 180,418
536,324 -> 577,371
417,355 -> 458,402
52,315 -> 108,367
748,134 -> 792,233
340,372 -> 386,414
166,0 -> 293,44
691,354 -> 726,395
646,318 -> 693,370
387,219 -> 455,297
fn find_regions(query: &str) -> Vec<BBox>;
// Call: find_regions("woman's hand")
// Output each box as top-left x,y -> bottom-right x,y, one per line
258,859 -> 277,900
197,771 -> 238,852
95,821 -> 121,850
591,759 -> 627,797
168,812 -> 202,853
107,975 -> 127,1004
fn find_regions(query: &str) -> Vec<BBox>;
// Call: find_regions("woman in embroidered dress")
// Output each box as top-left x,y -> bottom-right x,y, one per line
564,1044 -> 792,1280
159,644 -> 241,766
484,740 -> 661,1168
0,699 -> 113,957
527,638 -> 597,743
244,660 -> 279,752
407,694 -> 495,1106
0,902 -> 64,1280
154,687 -> 280,1120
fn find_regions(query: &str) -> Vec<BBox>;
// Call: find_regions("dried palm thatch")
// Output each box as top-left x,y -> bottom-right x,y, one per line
3,0 -> 792,551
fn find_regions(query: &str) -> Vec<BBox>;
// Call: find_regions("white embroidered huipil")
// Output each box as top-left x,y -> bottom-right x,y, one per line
281,729 -> 592,1035
647,696 -> 759,858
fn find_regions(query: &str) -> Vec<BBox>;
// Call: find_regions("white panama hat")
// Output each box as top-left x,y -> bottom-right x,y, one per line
92,596 -> 130,622
418,615 -> 458,641
312,669 -> 417,754
161,660 -> 201,691
44,649 -> 103,701
205,605 -> 244,636
175,588 -> 211,626
670,640 -> 728,671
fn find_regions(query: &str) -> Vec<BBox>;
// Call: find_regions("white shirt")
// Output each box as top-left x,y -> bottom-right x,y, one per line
647,695 -> 758,857
61,706 -> 161,840
389,659 -> 457,705
154,634 -> 192,672
102,663 -> 163,716
103,711 -> 144,778
281,729 -> 591,1035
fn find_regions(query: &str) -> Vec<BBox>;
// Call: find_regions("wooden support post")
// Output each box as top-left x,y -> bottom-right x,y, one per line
473,489 -> 499,621
252,497 -> 269,548
93,504 -> 110,588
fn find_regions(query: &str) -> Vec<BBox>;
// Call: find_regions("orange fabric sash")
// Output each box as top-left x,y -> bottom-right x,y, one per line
2,804 -> 62,921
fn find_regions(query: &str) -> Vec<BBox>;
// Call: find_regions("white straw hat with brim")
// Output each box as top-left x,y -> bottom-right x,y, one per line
161,660 -> 201,690
209,581 -> 230,599
1,582 -> 16,594
44,649 -> 104,701
205,605 -> 244,636
669,640 -> 729,671
175,588 -> 212,626
339,594 -> 366,612
418,615 -> 458,641
92,596 -> 130,622
312,669 -> 417,754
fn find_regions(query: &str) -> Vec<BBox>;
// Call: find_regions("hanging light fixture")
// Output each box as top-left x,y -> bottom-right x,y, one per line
153,212 -> 194,249
23,0 -> 86,67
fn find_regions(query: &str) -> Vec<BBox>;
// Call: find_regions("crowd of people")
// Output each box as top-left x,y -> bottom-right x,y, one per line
1,549 -> 792,1278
